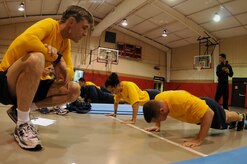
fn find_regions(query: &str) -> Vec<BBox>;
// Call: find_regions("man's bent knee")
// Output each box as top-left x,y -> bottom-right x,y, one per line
67,82 -> 80,102
6,52 -> 45,98
21,52 -> 45,77
26,52 -> 45,69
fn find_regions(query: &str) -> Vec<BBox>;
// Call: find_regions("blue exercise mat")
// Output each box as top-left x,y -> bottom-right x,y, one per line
88,103 -> 143,115
173,146 -> 247,164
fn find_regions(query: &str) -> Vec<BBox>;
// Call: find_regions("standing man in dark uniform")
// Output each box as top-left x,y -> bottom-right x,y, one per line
215,53 -> 233,110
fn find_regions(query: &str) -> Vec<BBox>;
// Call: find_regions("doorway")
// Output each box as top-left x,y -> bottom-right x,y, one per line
153,76 -> 165,91
231,78 -> 247,108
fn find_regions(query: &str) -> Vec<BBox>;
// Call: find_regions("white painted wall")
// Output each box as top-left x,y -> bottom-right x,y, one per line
170,35 -> 247,81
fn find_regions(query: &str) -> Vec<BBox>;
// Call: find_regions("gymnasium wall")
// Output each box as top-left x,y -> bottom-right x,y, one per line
0,22 -> 34,58
82,70 -> 154,90
170,35 -> 247,81
220,35 -> 247,78
72,28 -> 166,79
0,21 -> 166,89
168,34 -> 247,105
170,43 -> 214,81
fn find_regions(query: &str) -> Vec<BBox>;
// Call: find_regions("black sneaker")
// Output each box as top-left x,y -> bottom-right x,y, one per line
14,122 -> 42,151
74,101 -> 91,114
229,121 -> 237,129
237,114 -> 246,131
6,106 -> 17,124
38,108 -> 50,114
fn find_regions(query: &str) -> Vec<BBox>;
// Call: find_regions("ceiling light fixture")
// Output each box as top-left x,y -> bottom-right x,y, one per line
18,2 -> 25,11
213,13 -> 221,22
121,19 -> 128,27
162,30 -> 167,37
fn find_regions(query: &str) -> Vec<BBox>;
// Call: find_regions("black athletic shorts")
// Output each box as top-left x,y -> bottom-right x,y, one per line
0,71 -> 54,105
200,97 -> 228,130
145,89 -> 160,100
0,71 -> 14,105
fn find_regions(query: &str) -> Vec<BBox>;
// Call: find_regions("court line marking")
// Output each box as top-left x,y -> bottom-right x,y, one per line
109,116 -> 208,157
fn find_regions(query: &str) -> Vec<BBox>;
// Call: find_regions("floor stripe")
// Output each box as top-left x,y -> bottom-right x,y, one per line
109,116 -> 208,157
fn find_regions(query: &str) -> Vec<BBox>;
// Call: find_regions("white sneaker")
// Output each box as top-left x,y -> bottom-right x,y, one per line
14,122 -> 42,150
53,106 -> 69,116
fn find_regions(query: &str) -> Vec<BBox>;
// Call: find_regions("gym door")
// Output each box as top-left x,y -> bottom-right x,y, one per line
231,78 -> 247,107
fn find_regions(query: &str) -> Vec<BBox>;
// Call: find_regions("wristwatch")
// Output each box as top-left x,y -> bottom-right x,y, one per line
53,51 -> 62,66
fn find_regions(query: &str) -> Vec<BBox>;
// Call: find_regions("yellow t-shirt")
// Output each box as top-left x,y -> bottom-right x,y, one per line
155,90 -> 209,124
85,81 -> 100,89
0,18 -> 74,80
41,75 -> 53,80
114,81 -> 149,106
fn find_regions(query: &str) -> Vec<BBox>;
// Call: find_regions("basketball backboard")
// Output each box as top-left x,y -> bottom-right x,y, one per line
194,55 -> 211,69
97,47 -> 119,65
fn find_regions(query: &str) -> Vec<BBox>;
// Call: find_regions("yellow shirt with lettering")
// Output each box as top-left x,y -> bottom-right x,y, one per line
155,90 -> 209,124
114,81 -> 149,106
0,18 -> 74,80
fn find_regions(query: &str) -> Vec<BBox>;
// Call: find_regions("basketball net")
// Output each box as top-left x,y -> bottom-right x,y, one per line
196,66 -> 202,71
195,63 -> 203,71
106,55 -> 113,72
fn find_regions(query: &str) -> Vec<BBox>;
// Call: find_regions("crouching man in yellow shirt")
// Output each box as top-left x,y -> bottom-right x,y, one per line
0,6 -> 93,150
143,90 -> 246,147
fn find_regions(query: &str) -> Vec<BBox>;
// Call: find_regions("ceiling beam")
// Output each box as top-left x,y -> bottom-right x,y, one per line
91,0 -> 105,13
3,0 -> 11,18
41,0 -> 44,15
56,0 -> 63,15
92,0 -> 149,37
24,0 -> 27,18
151,0 -> 218,41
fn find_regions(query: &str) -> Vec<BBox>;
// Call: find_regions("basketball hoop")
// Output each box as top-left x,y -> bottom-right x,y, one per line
195,66 -> 202,71
97,47 -> 119,72
194,61 -> 204,71
105,55 -> 113,72
97,47 -> 119,64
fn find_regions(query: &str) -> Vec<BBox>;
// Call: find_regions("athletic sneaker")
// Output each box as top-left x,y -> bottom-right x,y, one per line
237,113 -> 246,131
52,106 -> 69,116
229,121 -> 237,129
14,122 -> 42,150
6,105 -> 17,124
229,112 -> 240,129
37,108 -> 50,114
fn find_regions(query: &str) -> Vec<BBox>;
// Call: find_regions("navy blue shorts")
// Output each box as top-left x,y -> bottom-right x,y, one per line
81,85 -> 114,103
200,97 -> 227,130
145,89 -> 160,100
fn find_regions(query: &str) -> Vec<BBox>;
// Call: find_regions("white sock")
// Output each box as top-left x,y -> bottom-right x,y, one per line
17,108 -> 30,126
59,104 -> 65,109
30,103 -> 38,111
